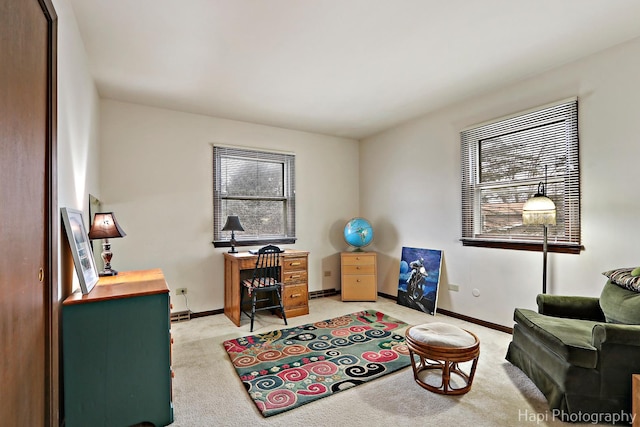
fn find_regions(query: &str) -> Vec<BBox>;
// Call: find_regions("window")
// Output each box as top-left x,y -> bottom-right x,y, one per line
213,145 -> 296,247
460,99 -> 581,253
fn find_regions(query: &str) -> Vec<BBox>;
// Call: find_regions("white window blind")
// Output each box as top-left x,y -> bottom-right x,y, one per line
460,99 -> 581,252
213,145 -> 296,246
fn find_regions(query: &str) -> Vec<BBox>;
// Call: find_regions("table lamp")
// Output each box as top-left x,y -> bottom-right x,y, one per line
222,215 -> 244,253
88,212 -> 127,276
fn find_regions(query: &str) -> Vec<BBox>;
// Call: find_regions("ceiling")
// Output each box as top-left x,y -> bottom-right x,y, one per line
68,0 -> 640,139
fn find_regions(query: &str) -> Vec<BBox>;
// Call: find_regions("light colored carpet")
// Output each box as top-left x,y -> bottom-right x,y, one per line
170,296 -> 589,426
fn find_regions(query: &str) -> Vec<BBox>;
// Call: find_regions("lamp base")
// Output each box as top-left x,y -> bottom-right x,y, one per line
99,269 -> 118,277
228,247 -> 238,253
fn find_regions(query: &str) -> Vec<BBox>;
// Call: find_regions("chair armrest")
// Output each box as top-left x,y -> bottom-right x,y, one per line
592,323 -> 640,348
536,294 -> 605,321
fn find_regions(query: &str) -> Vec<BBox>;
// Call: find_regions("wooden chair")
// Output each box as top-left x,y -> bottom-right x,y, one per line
240,245 -> 288,332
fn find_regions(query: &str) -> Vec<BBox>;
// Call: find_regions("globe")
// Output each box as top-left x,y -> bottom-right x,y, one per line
344,217 -> 374,250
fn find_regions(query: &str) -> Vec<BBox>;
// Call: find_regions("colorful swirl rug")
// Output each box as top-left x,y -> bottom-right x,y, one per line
223,310 -> 411,417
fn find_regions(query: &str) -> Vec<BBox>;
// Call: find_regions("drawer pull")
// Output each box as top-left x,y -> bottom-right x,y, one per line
289,274 -> 301,279
291,293 -> 302,298
290,262 -> 301,266
357,279 -> 361,282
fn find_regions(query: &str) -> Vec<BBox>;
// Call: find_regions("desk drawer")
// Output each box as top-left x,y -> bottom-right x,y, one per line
237,258 -> 256,271
282,256 -> 307,272
283,284 -> 308,307
283,270 -> 307,284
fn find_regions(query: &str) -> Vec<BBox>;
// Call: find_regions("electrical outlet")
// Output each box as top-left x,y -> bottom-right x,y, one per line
176,288 -> 187,295
324,271 -> 331,277
448,284 -> 460,292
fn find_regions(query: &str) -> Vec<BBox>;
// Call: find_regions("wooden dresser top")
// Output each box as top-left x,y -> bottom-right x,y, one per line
63,268 -> 168,305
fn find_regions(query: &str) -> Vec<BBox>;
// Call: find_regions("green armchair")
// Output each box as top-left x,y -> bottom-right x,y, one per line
506,279 -> 640,422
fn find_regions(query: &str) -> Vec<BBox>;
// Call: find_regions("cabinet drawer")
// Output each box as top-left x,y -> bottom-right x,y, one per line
342,275 -> 376,288
341,253 -> 376,266
282,256 -> 307,271
342,264 -> 375,275
341,275 -> 377,301
283,284 -> 308,309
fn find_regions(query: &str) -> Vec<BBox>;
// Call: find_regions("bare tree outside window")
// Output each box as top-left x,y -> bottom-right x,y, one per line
461,99 -> 581,253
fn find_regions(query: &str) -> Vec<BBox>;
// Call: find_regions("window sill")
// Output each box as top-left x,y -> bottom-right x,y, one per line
460,239 -> 582,254
213,238 -> 297,248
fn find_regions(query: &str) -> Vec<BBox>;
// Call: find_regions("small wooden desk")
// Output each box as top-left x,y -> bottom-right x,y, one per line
224,250 -> 309,326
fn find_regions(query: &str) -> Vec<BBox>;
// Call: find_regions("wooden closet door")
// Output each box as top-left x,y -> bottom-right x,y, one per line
0,0 -> 55,425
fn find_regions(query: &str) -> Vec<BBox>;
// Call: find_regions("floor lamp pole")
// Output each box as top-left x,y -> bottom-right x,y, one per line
542,224 -> 548,294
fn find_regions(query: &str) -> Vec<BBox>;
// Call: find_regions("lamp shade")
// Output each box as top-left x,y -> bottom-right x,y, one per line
88,212 -> 127,239
221,215 -> 244,232
522,195 -> 556,225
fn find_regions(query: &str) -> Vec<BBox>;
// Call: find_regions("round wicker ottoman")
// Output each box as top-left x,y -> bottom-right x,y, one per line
405,322 -> 480,395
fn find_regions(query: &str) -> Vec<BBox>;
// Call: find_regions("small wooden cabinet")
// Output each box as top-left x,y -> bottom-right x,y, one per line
341,251 -> 377,301
62,269 -> 173,427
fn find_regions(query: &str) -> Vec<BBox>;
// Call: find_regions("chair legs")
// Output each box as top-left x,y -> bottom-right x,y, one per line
277,285 -> 288,327
241,285 -> 287,332
250,292 -> 257,332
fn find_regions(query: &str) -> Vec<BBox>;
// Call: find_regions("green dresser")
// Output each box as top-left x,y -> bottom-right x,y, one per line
62,269 -> 174,426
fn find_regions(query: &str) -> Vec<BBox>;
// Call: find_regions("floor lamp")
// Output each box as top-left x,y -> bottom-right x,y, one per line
522,182 -> 556,294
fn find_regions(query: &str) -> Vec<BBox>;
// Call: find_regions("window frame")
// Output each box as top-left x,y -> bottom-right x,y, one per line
212,145 -> 296,248
460,99 -> 582,254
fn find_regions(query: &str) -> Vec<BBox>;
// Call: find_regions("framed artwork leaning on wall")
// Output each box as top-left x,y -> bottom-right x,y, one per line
397,246 -> 443,315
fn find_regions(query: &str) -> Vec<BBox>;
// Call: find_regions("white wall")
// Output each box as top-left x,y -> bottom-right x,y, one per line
361,36 -> 640,327
53,0 -> 101,295
99,100 -> 360,313
54,0 -> 640,325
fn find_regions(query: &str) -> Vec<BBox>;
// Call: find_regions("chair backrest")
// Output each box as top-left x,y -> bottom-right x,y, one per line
249,245 -> 282,286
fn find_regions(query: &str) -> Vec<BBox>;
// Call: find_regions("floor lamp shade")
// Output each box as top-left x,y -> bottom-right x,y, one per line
522,195 -> 556,226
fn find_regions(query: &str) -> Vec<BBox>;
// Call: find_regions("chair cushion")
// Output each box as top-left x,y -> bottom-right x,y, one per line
599,280 -> 640,324
407,322 -> 476,348
242,277 -> 278,289
514,308 -> 599,369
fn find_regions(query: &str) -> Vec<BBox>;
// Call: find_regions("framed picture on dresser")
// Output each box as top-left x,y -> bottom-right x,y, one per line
61,207 -> 99,294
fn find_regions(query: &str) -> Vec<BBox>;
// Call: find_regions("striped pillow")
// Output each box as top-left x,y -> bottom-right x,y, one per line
602,268 -> 640,292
